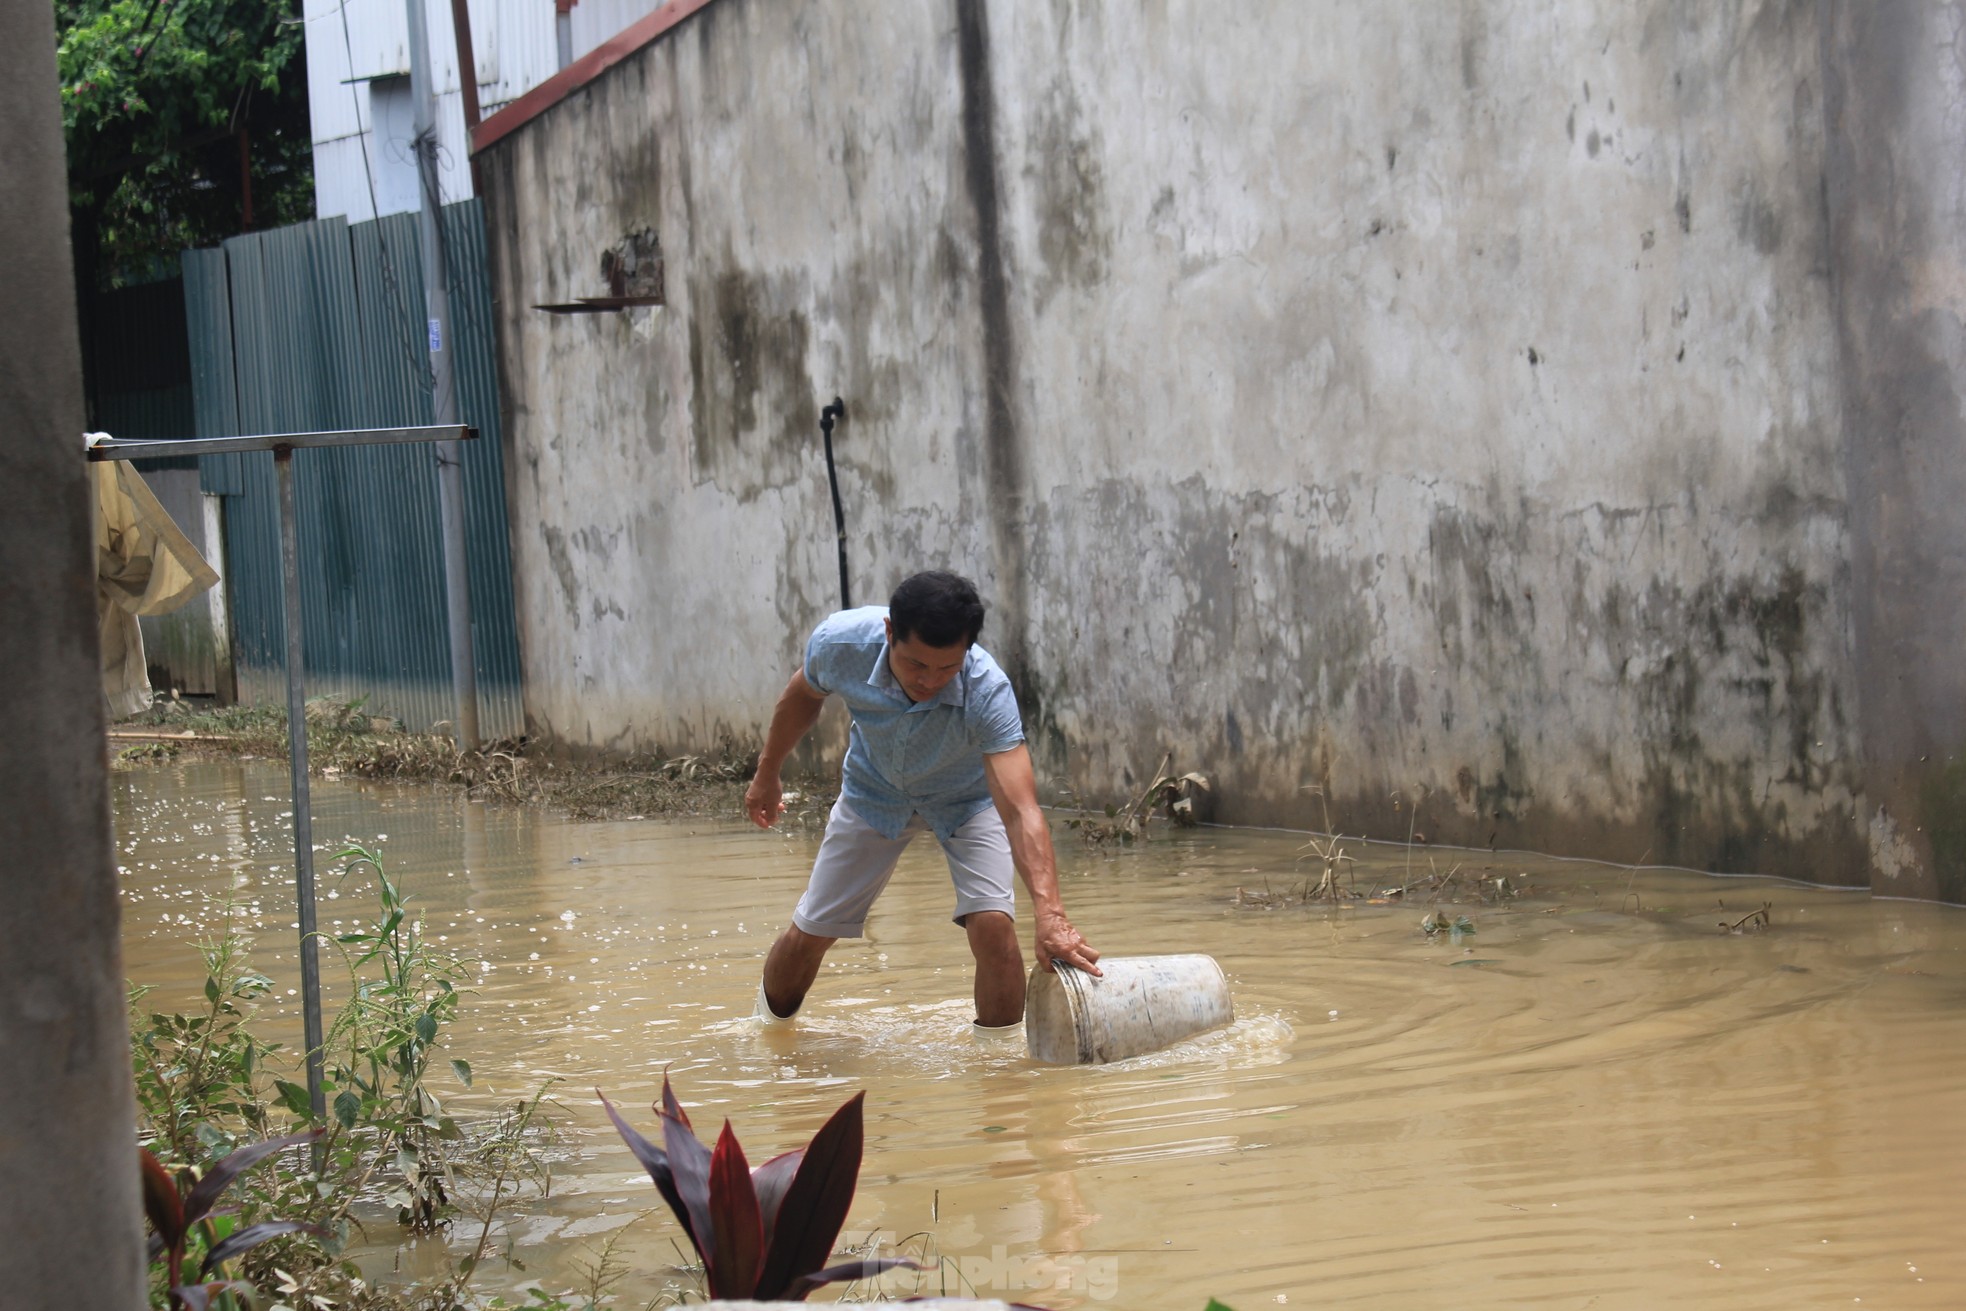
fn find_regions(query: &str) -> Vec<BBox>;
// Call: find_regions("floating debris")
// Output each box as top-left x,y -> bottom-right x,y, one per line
1422,912 -> 1477,944
1721,901 -> 1773,934
1067,750 -> 1212,844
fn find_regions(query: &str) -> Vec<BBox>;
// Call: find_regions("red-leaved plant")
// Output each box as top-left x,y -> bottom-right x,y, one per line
600,1075 -> 923,1301
140,1130 -> 326,1309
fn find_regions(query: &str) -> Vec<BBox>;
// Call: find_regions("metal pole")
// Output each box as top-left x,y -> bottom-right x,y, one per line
276,447 -> 327,1125
449,0 -> 482,131
408,0 -> 480,749
820,397 -> 850,608
448,0 -> 484,196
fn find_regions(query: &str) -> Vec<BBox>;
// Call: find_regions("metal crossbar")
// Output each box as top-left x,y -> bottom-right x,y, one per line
85,424 -> 474,461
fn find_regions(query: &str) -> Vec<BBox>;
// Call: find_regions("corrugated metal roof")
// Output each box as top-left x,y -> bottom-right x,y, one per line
184,199 -> 524,737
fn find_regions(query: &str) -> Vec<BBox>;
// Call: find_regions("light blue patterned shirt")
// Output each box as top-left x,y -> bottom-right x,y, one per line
802,607 -> 1025,840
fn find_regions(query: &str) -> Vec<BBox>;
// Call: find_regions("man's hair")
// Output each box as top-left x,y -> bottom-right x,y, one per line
888,571 -> 986,648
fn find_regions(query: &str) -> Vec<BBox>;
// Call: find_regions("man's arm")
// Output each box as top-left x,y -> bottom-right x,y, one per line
745,668 -> 828,828
982,744 -> 1102,974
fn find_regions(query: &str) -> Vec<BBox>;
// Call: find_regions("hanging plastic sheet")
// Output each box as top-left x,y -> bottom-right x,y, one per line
91,443 -> 219,718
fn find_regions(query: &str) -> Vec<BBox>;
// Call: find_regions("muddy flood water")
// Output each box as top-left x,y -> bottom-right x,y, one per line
115,760 -> 1965,1310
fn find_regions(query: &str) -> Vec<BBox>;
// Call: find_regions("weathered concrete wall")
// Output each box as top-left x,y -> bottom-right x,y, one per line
481,0 -> 1965,896
1822,1 -> 1966,901
0,0 -> 149,1304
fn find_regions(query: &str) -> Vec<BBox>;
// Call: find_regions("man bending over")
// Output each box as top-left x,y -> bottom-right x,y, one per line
743,570 -> 1101,1039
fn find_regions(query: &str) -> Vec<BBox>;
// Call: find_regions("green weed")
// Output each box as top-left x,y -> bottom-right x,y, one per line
131,858 -> 555,1310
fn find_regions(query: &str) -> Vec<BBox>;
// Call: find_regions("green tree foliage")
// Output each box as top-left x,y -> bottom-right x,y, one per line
56,0 -> 313,286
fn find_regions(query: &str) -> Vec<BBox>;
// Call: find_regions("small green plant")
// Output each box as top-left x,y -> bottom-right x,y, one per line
118,740 -> 183,764
320,844 -> 471,1230
132,907 -> 283,1164
130,867 -> 553,1310
599,1074 -> 924,1301
140,1132 -> 324,1309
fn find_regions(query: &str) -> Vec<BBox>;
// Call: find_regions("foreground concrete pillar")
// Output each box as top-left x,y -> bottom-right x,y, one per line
0,4 -> 147,1307
1824,2 -> 1966,902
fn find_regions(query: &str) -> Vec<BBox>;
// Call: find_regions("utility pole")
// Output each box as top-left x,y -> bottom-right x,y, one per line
407,0 -> 480,749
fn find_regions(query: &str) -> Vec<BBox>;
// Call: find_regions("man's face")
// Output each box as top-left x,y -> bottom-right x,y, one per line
884,617 -> 969,704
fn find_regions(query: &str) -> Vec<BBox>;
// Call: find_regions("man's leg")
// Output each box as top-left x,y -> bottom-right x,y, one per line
941,806 -> 1024,1028
964,910 -> 1025,1027
761,925 -> 835,1019
759,798 -> 916,1020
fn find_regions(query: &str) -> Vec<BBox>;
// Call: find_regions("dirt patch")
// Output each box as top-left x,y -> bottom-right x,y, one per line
114,698 -> 840,829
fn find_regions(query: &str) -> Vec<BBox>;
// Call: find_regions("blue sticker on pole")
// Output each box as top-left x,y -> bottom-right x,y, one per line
427,318 -> 443,352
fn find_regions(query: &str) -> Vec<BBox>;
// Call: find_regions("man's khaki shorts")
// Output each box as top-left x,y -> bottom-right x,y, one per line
791,797 -> 1017,938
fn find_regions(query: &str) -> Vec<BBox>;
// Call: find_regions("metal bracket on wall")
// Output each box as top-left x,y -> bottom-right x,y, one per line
533,296 -> 665,314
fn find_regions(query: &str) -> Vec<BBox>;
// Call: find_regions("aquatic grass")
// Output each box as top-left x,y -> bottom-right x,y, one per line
834,1226 -> 946,1300
1296,784 -> 1359,901
433,1085 -> 561,1306
496,1204 -> 648,1309
1231,784 -> 1530,915
1391,783 -> 1430,892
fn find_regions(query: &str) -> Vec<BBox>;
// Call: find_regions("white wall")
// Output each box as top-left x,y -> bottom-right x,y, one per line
305,0 -> 668,221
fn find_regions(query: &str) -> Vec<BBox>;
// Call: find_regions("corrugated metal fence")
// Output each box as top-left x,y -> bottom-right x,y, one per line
88,276 -> 198,446
182,198 -> 524,737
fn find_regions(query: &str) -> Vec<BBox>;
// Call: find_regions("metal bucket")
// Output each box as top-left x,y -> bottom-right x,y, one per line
1024,954 -> 1234,1064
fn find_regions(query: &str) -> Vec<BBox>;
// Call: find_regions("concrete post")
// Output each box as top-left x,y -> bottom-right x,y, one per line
0,1 -> 148,1306
407,0 -> 481,751
1824,2 -> 1966,902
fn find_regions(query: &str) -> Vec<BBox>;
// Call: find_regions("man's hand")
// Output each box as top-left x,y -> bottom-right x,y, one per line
1035,909 -> 1101,974
744,769 -> 784,829
746,670 -> 828,830
983,744 -> 1104,977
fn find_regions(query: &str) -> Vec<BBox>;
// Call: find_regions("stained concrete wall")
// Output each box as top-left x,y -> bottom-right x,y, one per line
480,0 -> 1966,898
1822,3 -> 1966,899
0,0 -> 149,1304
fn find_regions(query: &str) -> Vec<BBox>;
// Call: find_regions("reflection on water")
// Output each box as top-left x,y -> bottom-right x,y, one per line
116,761 -> 1966,1309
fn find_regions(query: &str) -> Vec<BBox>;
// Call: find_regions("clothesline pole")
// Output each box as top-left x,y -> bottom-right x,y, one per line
274,443 -> 327,1127
86,423 -> 474,1135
